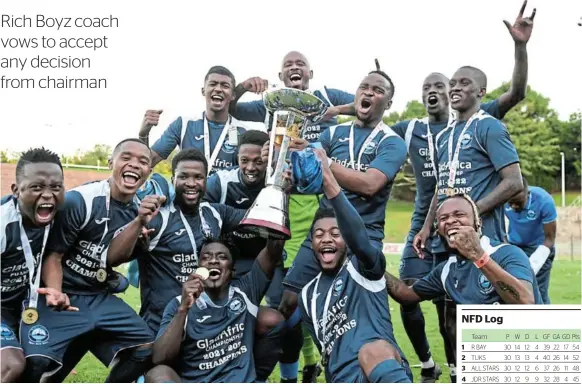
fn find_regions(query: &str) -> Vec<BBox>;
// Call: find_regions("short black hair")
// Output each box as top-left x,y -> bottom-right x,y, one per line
205,66 -> 236,87
171,148 -> 208,176
369,58 -> 395,98
16,147 -> 63,183
310,207 -> 336,234
240,130 -> 269,147
112,138 -> 150,156
459,66 -> 487,89
200,235 -> 239,267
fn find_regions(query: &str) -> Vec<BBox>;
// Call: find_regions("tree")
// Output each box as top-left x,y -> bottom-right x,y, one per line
71,144 -> 112,167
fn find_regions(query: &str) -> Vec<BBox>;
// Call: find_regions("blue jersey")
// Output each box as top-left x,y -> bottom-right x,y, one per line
392,101 -> 502,240
232,87 -> 354,143
139,201 -> 245,327
45,180 -> 139,295
298,192 -> 405,382
203,167 -> 270,274
505,186 -> 557,247
157,261 -> 270,383
434,111 -> 519,243
151,113 -> 250,174
1,196 -> 47,305
319,122 -> 407,241
412,236 -> 543,304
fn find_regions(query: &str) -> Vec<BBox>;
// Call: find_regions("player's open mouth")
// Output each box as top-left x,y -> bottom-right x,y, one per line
244,173 -> 258,182
447,227 -> 459,241
289,73 -> 302,82
122,171 -> 141,188
320,246 -> 337,263
208,268 -> 221,281
450,93 -> 462,104
427,95 -> 439,106
183,189 -> 200,201
359,98 -> 372,114
36,203 -> 55,223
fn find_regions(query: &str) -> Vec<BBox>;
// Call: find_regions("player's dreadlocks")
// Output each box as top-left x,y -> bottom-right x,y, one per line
15,147 -> 63,183
368,58 -> 395,99
437,193 -> 483,235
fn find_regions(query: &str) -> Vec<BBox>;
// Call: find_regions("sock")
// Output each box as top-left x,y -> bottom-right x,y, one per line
285,308 -> 302,329
400,303 -> 431,362
137,375 -> 145,383
368,359 -> 411,383
280,361 -> 299,381
301,325 -> 317,366
105,347 -> 152,383
420,357 -> 435,369
254,325 -> 283,381
450,364 -> 457,382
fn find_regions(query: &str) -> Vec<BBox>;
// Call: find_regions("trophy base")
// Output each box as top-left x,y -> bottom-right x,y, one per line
238,185 -> 291,240
238,218 -> 291,240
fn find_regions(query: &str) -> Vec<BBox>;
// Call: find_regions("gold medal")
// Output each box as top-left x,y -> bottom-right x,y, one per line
96,268 -> 107,283
195,267 -> 210,281
22,307 -> 39,325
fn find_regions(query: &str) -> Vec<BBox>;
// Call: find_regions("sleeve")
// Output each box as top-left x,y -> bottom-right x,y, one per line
478,119 -> 520,171
45,191 -> 87,254
214,203 -> 246,232
151,117 -> 183,159
156,296 -> 181,339
319,128 -> 332,153
232,101 -> 267,122
236,260 -> 271,305
540,192 -> 558,224
329,191 -> 385,279
412,262 -> 447,300
481,100 -> 503,119
370,135 -> 407,181
390,120 -> 409,140
203,173 -> 222,203
325,88 -> 355,106
497,247 -> 535,284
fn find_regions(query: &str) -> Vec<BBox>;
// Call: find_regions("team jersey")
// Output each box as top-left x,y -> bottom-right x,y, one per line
434,111 -> 519,243
505,186 -> 558,247
298,192 -> 406,382
151,113 -> 250,174
203,167 -> 270,274
318,122 -> 407,242
1,195 -> 47,305
45,180 -> 139,295
138,200 -> 245,325
232,87 -> 354,143
412,236 -> 543,304
157,261 -> 270,383
391,100 -> 502,240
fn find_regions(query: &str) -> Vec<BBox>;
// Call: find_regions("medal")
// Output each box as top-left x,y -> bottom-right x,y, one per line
195,267 -> 210,281
96,268 -> 107,282
22,307 -> 39,325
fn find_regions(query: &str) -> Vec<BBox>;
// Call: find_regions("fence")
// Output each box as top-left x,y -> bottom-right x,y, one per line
62,162 -> 108,171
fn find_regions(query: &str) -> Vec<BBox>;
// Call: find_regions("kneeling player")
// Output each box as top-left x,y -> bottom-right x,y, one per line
296,149 -> 412,383
1,148 -> 65,383
146,237 -> 285,383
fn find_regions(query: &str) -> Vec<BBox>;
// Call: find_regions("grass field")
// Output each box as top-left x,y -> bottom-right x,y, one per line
61,199 -> 581,383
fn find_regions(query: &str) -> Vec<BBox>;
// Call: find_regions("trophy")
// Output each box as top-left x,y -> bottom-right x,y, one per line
238,87 -> 327,239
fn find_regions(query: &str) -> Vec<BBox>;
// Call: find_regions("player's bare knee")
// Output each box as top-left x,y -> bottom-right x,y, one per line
145,365 -> 180,383
1,349 -> 26,383
278,290 -> 298,319
358,340 -> 401,375
256,306 -> 285,336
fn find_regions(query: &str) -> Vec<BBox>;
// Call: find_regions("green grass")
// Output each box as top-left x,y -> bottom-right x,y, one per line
551,191 -> 581,206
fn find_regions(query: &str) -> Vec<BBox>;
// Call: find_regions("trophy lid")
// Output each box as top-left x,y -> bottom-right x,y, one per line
263,87 -> 328,123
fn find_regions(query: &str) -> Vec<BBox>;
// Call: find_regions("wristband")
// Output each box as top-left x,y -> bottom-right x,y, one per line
474,252 -> 490,269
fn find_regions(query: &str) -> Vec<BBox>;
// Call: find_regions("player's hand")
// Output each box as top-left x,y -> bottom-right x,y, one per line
140,109 -> 163,136
313,148 -> 330,171
447,226 -> 483,262
282,167 -> 293,193
137,195 -> 166,225
321,106 -> 340,122
261,140 -> 271,164
413,227 -> 431,258
180,274 -> 205,311
289,138 -> 308,152
238,77 -> 268,95
37,288 -> 79,312
503,0 -> 536,44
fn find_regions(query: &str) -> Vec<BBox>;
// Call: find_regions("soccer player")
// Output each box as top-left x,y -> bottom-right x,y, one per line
231,51 -> 355,382
505,177 -> 557,304
1,148 -> 65,383
145,238 -> 287,383
386,194 -> 542,359
387,4 -> 535,380
296,147 -> 412,383
20,139 -> 156,382
139,66 -> 252,174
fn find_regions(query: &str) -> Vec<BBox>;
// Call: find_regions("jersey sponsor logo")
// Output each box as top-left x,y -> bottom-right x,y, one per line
478,273 -> 495,295
228,297 -> 246,314
1,324 -> 15,340
363,141 -> 377,155
222,142 -> 236,154
235,197 -> 249,204
333,278 -> 344,296
526,210 -> 537,221
196,315 -> 212,323
28,324 -> 50,345
460,133 -> 473,149
195,135 -> 205,141
95,217 -> 110,225
330,157 -> 370,172
175,229 -> 186,236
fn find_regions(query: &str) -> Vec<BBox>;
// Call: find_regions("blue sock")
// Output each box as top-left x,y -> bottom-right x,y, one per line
369,359 -> 412,383
284,308 -> 301,329
279,361 -> 299,380
136,376 -> 145,383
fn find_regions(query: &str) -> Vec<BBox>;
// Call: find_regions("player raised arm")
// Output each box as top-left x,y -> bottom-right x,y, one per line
138,109 -> 165,166
152,272 -> 205,365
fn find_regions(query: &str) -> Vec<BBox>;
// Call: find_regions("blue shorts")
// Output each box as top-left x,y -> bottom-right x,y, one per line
21,293 -> 154,367
283,232 -> 383,293
1,304 -> 22,351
